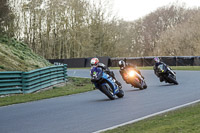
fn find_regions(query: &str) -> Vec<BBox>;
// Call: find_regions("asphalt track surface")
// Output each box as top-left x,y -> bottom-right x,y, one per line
0,69 -> 200,133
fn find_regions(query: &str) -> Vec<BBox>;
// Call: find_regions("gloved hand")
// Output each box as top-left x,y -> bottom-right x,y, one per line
105,70 -> 110,74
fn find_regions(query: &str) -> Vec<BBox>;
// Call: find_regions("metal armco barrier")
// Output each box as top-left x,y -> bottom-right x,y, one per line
0,65 -> 67,95
0,71 -> 22,95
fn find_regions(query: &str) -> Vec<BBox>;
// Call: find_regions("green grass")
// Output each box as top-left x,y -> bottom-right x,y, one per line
104,103 -> 200,133
0,77 -> 93,107
171,66 -> 200,71
0,36 -> 51,71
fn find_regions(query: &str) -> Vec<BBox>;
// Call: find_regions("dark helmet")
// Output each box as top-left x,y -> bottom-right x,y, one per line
154,57 -> 160,63
118,60 -> 125,67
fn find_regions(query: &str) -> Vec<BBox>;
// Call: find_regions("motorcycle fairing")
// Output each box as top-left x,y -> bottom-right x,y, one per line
91,67 -> 119,95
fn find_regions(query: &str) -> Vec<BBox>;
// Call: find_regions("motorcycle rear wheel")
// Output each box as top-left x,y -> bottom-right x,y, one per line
116,89 -> 124,98
132,80 -> 143,90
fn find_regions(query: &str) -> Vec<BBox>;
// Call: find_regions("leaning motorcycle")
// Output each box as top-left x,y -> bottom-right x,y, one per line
157,64 -> 178,85
90,66 -> 124,100
122,68 -> 147,90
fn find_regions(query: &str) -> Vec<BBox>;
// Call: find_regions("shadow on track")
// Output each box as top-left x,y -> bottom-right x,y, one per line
92,97 -> 124,102
125,88 -> 141,92
159,84 -> 177,87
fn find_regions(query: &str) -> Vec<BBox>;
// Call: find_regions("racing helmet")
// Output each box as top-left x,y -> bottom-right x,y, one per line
118,60 -> 125,68
154,57 -> 160,63
90,57 -> 99,66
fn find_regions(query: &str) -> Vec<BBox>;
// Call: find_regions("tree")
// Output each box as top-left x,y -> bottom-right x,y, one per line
0,0 -> 15,37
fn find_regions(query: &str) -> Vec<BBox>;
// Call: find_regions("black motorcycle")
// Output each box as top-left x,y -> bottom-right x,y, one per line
157,64 -> 178,85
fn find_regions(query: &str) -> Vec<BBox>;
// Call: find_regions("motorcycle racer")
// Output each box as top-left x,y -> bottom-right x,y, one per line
118,60 -> 144,83
90,57 -> 122,88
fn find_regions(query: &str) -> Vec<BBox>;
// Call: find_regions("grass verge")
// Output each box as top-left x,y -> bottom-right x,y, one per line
0,77 -> 93,107
170,66 -> 200,71
104,102 -> 200,133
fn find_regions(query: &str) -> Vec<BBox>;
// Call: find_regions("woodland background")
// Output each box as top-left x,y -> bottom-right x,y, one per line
1,0 -> 200,59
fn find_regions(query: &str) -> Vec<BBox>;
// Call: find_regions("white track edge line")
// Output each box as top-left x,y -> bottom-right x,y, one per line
93,99 -> 200,133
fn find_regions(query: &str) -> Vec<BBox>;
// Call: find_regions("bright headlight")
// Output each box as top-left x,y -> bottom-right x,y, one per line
128,71 -> 135,77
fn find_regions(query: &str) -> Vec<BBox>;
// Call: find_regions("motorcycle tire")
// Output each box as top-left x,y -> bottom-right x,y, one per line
168,75 -> 178,85
143,81 -> 147,89
116,89 -> 124,98
132,79 -> 143,90
100,84 -> 115,100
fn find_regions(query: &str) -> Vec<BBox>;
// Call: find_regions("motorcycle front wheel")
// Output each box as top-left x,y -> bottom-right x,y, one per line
142,81 -> 147,89
168,75 -> 178,85
100,85 -> 115,100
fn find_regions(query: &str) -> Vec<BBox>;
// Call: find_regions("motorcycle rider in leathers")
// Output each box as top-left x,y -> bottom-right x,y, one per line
118,60 -> 144,83
153,57 -> 168,82
90,57 -> 122,88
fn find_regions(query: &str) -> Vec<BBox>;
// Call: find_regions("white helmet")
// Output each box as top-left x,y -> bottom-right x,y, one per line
118,60 -> 125,67
90,58 -> 99,66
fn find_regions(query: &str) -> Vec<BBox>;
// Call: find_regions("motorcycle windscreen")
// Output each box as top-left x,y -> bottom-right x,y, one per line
158,64 -> 166,73
90,67 -> 103,79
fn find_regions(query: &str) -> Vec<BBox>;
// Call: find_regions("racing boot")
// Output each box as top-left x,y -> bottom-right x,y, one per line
159,77 -> 164,82
115,80 -> 122,89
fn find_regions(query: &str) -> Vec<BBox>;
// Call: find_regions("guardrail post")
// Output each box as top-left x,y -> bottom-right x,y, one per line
21,72 -> 25,94
64,64 -> 67,82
